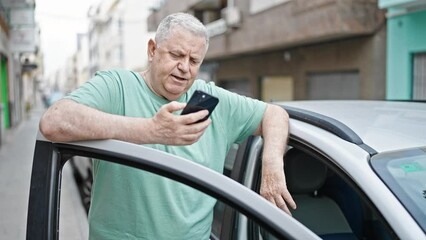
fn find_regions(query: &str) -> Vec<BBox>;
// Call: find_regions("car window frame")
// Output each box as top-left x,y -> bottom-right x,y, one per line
238,135 -> 398,240
26,133 -> 320,240
214,136 -> 257,240
287,137 -> 398,239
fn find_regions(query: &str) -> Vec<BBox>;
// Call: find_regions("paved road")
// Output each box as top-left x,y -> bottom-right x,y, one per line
0,100 -> 88,239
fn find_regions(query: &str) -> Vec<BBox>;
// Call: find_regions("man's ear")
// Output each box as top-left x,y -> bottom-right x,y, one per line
147,39 -> 156,61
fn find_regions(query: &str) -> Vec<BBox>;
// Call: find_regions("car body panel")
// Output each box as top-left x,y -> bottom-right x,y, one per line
281,101 -> 426,153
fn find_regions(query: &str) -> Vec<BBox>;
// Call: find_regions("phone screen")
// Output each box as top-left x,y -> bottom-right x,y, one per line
181,90 -> 219,122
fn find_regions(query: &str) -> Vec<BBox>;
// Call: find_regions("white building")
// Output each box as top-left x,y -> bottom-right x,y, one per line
0,0 -> 39,131
75,33 -> 90,88
88,0 -> 156,76
49,0 -> 156,93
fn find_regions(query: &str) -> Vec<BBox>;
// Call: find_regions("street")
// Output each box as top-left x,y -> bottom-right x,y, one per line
0,97 -> 88,239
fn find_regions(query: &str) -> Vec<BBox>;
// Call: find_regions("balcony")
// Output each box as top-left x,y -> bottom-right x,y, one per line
206,0 -> 386,60
147,0 -> 226,31
146,0 -> 386,60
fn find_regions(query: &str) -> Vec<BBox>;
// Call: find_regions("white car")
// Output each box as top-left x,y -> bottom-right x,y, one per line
27,100 -> 426,240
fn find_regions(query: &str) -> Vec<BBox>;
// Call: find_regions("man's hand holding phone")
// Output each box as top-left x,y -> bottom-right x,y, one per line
181,90 -> 219,123
148,91 -> 218,145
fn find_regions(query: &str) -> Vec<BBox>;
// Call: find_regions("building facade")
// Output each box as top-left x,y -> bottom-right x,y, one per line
0,0 -> 39,145
148,0 -> 387,101
87,0 -> 155,78
47,0 -> 156,96
379,0 -> 426,100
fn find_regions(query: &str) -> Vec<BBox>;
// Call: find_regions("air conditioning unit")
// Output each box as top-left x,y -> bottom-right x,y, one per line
222,7 -> 241,28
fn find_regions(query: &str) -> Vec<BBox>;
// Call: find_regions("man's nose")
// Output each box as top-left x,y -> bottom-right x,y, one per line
178,58 -> 189,72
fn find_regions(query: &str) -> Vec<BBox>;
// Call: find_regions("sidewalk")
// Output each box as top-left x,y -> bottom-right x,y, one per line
0,100 -> 88,239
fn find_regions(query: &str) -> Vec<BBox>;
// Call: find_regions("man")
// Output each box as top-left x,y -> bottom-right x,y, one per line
40,12 -> 296,239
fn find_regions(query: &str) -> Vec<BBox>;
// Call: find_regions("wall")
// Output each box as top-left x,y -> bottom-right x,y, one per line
122,0 -> 156,71
386,9 -> 426,99
212,26 -> 387,100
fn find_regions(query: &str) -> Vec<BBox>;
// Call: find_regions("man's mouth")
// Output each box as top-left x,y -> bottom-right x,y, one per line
172,74 -> 187,81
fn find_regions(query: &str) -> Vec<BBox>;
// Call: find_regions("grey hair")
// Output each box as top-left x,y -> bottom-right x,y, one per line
155,12 -> 209,48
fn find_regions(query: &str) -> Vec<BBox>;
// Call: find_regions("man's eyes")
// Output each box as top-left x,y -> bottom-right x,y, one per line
170,52 -> 200,65
170,52 -> 180,58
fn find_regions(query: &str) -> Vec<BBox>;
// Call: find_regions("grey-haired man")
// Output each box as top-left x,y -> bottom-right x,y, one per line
40,12 -> 295,239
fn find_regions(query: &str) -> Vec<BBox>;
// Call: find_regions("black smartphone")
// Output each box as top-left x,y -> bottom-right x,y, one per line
181,90 -> 219,123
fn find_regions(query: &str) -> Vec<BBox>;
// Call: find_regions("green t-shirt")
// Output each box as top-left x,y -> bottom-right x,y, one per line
66,69 -> 266,239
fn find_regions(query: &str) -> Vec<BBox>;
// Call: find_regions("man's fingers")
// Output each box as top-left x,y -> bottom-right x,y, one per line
282,191 -> 297,210
275,196 -> 291,216
265,196 -> 276,206
277,202 -> 291,215
260,179 -> 296,215
163,101 -> 186,113
181,119 -> 211,134
163,101 -> 210,124
181,110 -> 210,124
150,102 -> 212,146
172,118 -> 211,145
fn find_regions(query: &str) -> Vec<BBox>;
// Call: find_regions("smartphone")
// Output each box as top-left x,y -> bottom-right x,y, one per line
181,90 -> 219,123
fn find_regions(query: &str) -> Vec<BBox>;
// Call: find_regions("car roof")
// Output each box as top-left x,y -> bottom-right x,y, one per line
277,100 -> 426,153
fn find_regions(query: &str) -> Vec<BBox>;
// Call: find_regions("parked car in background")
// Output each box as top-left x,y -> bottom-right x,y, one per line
28,100 -> 426,239
41,90 -> 65,108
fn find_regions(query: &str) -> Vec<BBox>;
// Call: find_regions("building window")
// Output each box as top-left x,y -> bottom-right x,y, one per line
250,0 -> 291,14
307,71 -> 360,100
413,52 -> 426,100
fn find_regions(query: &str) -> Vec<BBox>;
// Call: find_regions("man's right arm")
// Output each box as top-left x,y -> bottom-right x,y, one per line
39,99 -> 211,145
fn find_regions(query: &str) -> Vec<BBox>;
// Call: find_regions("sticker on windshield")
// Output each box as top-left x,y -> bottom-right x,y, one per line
400,162 -> 425,173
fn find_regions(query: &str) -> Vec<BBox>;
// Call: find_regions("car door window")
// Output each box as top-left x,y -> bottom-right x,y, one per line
65,141 -> 259,239
68,156 -> 93,214
247,144 -> 398,240
66,142 -> 246,236
61,157 -> 285,240
28,138 -> 319,240
212,141 -> 248,239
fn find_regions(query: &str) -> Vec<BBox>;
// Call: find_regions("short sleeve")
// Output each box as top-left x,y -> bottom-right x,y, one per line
65,70 -> 124,115
211,84 -> 267,144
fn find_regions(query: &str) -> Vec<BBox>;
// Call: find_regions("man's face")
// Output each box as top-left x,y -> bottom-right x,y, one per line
147,28 -> 208,101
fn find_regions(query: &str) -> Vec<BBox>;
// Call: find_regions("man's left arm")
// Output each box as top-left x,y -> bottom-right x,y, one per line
254,103 -> 296,215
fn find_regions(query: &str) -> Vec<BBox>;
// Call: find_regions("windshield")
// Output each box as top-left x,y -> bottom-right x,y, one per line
371,148 -> 426,233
